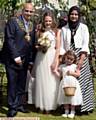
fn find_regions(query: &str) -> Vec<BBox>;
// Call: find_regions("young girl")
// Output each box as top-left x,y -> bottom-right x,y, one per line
57,50 -> 83,118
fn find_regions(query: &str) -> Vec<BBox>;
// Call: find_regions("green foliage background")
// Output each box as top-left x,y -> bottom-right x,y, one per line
0,0 -> 96,119
80,0 -> 96,75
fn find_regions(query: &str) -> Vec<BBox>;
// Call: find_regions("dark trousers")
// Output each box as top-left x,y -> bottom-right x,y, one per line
5,65 -> 27,110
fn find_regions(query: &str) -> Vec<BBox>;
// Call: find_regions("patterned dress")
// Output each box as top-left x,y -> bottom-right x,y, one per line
70,43 -> 94,112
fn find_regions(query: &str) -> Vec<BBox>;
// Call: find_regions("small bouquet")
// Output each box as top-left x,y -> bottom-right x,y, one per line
37,34 -> 51,53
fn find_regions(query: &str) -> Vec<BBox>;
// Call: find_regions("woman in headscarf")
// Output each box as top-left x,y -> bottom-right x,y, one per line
59,6 -> 94,114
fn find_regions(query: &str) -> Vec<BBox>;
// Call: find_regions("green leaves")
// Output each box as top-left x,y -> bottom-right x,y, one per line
79,0 -> 96,76
0,0 -> 21,19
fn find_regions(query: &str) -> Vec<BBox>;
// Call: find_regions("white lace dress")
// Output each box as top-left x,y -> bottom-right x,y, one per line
57,64 -> 83,105
34,30 -> 60,111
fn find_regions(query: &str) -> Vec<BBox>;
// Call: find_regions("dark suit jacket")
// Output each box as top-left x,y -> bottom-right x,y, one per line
1,15 -> 36,69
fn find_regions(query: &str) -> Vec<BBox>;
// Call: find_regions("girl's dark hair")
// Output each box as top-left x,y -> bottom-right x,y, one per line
41,10 -> 57,32
62,50 -> 77,64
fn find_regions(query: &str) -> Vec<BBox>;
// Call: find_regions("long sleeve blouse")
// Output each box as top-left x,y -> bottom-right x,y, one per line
60,23 -> 90,55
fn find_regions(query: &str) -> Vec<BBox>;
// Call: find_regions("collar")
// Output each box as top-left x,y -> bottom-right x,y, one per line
22,15 -> 29,26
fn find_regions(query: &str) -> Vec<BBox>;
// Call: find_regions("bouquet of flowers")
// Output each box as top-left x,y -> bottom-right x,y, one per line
37,34 -> 51,53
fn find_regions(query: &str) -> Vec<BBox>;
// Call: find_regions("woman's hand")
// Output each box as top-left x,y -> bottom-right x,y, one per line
28,64 -> 33,73
77,59 -> 84,70
77,53 -> 86,70
51,63 -> 56,73
51,62 -> 56,72
51,59 -> 58,72
53,70 -> 60,77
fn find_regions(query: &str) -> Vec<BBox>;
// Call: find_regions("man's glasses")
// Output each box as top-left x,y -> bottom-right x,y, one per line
24,10 -> 34,13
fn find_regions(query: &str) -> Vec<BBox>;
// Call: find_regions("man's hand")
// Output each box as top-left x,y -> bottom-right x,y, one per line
28,64 -> 33,73
14,57 -> 22,65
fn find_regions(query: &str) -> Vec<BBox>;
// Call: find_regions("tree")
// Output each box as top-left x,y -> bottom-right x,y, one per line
0,0 -> 22,19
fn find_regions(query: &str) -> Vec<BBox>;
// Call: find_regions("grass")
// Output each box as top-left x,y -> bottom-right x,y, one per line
0,76 -> 96,120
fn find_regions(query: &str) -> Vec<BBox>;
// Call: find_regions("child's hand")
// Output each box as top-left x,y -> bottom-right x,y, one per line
67,69 -> 80,77
53,69 -> 60,77
67,70 -> 73,76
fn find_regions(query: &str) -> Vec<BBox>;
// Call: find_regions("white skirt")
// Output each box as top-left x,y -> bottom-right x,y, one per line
57,76 -> 83,106
35,47 -> 60,110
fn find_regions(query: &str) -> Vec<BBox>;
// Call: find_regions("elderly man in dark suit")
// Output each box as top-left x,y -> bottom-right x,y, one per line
2,3 -> 36,117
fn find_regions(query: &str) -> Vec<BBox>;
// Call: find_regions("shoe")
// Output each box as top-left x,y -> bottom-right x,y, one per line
81,111 -> 89,115
7,109 -> 17,117
89,110 -> 93,113
68,114 -> 75,119
17,106 -> 30,113
62,114 -> 67,117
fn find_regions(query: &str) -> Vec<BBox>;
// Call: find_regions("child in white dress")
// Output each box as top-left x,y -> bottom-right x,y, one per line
56,50 -> 83,119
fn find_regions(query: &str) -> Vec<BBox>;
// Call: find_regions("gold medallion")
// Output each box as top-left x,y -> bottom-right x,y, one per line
16,18 -> 33,42
25,33 -> 31,42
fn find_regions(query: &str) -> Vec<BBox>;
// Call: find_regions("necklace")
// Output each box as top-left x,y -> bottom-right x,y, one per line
16,17 -> 33,42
